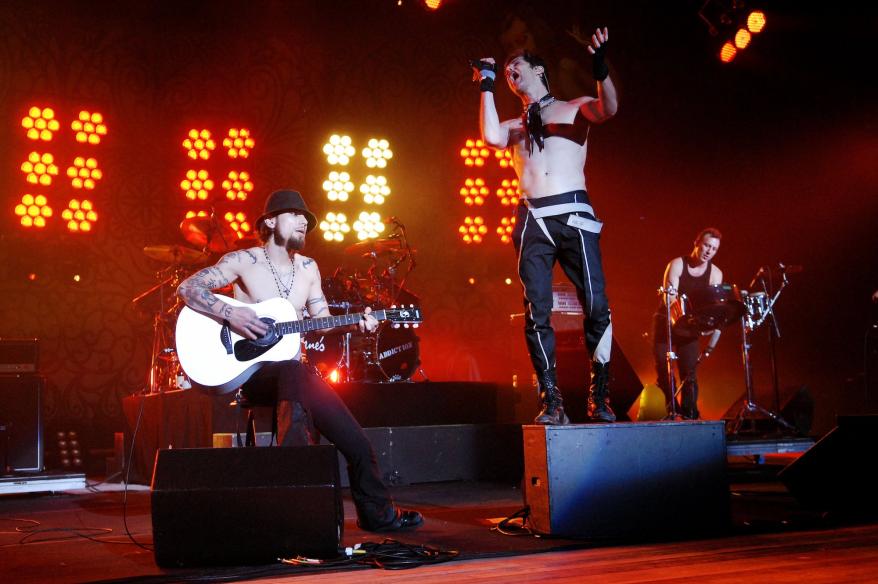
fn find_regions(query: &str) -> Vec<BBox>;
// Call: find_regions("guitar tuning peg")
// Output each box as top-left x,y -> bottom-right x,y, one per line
412,323 -> 419,329
393,324 -> 400,329
404,323 -> 410,328
391,304 -> 397,309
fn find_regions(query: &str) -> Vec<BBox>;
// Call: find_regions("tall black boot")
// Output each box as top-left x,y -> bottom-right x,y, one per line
588,361 -> 616,423
534,370 -> 569,425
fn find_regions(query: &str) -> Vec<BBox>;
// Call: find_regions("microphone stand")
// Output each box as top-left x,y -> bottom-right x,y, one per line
659,286 -> 683,421
760,267 -> 784,423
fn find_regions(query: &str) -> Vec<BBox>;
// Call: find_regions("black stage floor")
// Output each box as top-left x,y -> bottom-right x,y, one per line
3,460 -> 876,584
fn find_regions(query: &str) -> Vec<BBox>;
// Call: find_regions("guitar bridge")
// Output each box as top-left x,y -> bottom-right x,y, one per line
220,320 -> 233,355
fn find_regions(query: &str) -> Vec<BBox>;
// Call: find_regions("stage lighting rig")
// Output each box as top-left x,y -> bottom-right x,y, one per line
21,106 -> 60,141
67,156 -> 102,190
319,212 -> 351,242
72,111 -> 107,144
15,194 -> 52,228
224,128 -> 254,159
360,174 -> 390,205
21,152 -> 59,186
183,129 -> 216,160
698,1 -> 767,63
62,199 -> 97,232
222,170 -> 253,201
459,178 -> 488,207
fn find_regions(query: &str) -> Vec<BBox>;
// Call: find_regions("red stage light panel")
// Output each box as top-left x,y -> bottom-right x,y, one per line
183,129 -> 216,160
61,199 -> 97,232
460,139 -> 490,167
719,42 -> 737,63
21,106 -> 60,141
181,169 -> 214,201
222,170 -> 254,201
459,178 -> 488,206
66,157 -> 102,190
458,215 -> 487,243
224,128 -> 255,158
14,194 -> 52,228
495,178 -> 520,206
747,11 -> 766,33
496,216 -> 516,244
224,211 -> 251,238
72,111 -> 107,145
21,152 -> 59,186
494,149 -> 513,168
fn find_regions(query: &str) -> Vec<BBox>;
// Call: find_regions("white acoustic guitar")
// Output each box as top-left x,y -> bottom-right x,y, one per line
175,295 -> 423,394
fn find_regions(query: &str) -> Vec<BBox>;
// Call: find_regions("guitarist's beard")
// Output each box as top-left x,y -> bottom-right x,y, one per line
273,230 -> 305,253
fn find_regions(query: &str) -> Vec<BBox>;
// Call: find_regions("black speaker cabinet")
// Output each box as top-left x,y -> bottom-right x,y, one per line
151,446 -> 343,567
0,375 -> 43,471
523,421 -> 729,538
778,415 -> 878,518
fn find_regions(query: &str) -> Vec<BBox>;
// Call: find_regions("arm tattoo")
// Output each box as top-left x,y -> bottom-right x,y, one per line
178,267 -> 233,315
306,295 -> 326,306
302,257 -> 314,269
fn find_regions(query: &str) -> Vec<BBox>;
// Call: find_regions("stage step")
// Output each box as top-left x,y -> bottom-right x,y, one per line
0,472 -> 86,495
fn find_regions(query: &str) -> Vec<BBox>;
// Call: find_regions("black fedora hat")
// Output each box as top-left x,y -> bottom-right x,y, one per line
256,189 -> 317,232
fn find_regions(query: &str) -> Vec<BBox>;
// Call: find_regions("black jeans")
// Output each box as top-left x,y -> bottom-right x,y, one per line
242,360 -> 393,526
512,191 -> 612,378
653,314 -> 700,418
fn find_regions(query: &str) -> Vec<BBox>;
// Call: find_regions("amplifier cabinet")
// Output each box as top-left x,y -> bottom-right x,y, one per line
0,374 -> 44,472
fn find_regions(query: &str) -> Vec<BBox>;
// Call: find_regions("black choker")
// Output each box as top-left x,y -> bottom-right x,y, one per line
523,94 -> 556,154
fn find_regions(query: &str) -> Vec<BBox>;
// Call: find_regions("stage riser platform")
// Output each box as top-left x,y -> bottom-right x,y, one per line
524,421 -> 730,538
215,423 -> 524,487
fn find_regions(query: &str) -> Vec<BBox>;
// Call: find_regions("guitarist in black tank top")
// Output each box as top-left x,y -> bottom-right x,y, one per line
653,228 -> 724,420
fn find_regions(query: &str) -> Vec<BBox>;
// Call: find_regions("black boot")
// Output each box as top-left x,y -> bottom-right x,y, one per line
588,361 -> 616,423
534,370 -> 569,425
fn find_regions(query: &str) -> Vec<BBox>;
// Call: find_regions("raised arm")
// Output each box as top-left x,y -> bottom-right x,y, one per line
568,26 -> 618,123
473,58 -> 509,149
177,249 -> 267,340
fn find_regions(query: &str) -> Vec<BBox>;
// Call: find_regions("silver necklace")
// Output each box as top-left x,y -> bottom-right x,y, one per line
263,246 -> 295,299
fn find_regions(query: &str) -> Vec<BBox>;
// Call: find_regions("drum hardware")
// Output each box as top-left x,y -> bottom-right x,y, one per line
730,264 -> 798,435
660,283 -> 745,420
659,285 -> 684,420
180,208 -> 239,253
142,244 -> 209,265
133,246 -> 197,393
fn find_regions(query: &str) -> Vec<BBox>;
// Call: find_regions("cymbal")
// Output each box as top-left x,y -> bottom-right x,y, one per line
180,216 -> 238,253
344,237 -> 402,257
143,244 -> 209,265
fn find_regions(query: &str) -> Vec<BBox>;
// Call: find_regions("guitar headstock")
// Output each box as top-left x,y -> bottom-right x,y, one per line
385,305 -> 423,329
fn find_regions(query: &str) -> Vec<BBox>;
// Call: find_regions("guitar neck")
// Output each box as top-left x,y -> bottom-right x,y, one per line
276,310 -> 387,335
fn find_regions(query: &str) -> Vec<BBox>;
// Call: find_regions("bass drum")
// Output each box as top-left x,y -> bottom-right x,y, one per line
365,324 -> 420,382
302,332 -> 347,380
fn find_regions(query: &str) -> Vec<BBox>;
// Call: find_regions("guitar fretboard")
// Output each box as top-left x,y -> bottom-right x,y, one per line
275,310 -> 388,335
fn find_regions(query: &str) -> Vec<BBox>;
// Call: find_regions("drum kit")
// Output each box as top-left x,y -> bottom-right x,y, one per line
303,222 -> 422,383
660,263 -> 799,432
132,212 -> 421,393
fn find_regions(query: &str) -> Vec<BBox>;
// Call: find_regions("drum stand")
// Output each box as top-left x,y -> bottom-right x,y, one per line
730,271 -> 795,435
730,316 -> 795,434
659,286 -> 684,421
133,267 -> 187,394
